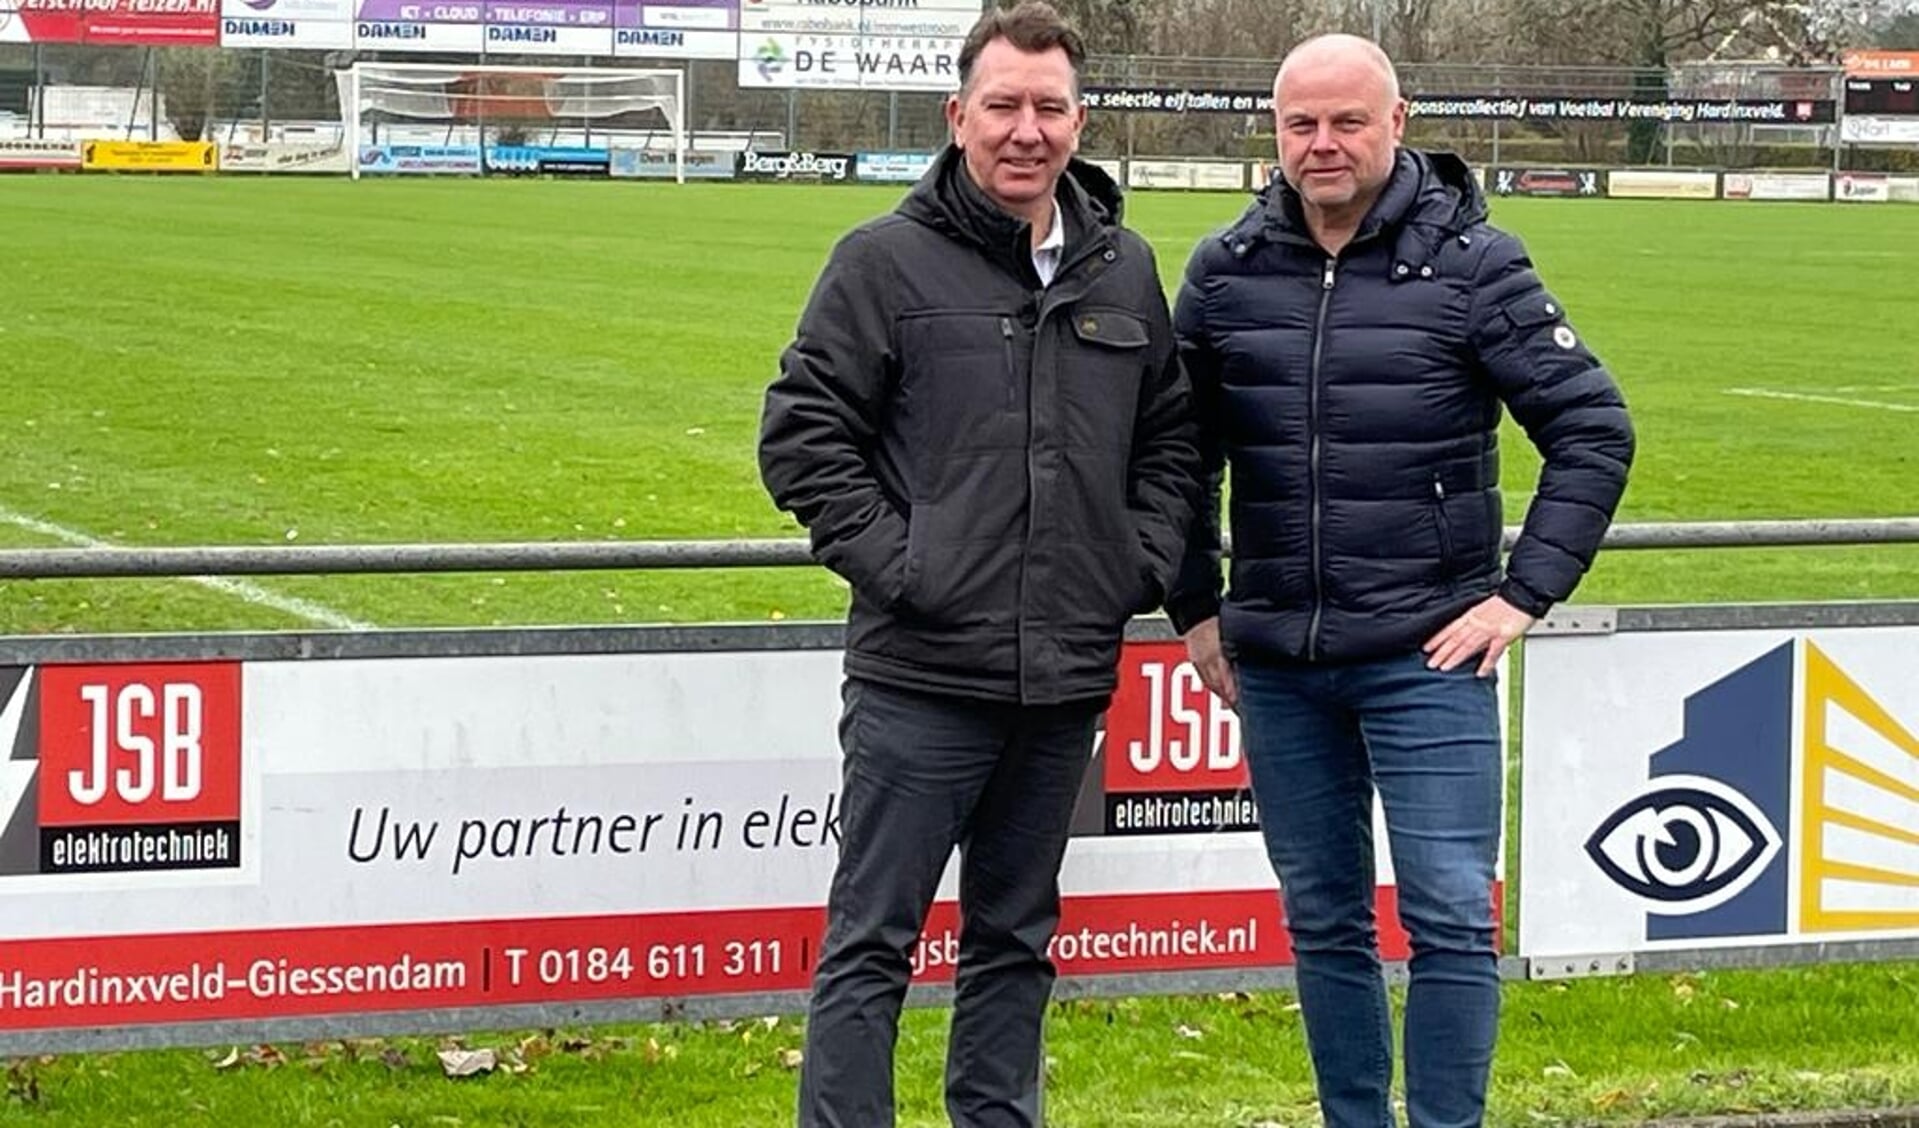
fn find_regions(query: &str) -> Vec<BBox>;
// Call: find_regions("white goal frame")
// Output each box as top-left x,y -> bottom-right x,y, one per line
341,61 -> 685,182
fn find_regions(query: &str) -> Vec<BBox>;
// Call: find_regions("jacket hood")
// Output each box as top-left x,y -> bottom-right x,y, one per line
898,143 -> 1123,264
1224,149 -> 1486,270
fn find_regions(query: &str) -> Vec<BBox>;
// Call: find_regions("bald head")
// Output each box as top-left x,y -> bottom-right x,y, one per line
1268,33 -> 1407,235
1274,33 -> 1400,108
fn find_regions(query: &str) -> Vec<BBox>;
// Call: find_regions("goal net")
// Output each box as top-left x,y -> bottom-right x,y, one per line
338,63 -> 685,181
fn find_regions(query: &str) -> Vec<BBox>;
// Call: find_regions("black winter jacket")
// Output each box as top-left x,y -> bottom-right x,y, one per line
760,145 -> 1200,703
1167,149 -> 1634,663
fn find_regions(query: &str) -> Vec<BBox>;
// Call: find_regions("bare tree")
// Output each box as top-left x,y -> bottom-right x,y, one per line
157,48 -> 244,142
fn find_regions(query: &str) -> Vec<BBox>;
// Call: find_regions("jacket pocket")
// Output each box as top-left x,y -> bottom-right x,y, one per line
1070,308 -> 1151,350
1431,476 -> 1457,592
1063,307 -> 1152,450
895,502 -> 925,612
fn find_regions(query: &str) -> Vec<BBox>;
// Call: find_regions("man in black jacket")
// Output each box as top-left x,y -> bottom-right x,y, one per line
757,4 -> 1198,1124
1168,35 -> 1633,1128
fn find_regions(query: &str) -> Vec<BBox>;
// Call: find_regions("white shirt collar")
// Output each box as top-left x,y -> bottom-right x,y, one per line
1031,199 -> 1065,286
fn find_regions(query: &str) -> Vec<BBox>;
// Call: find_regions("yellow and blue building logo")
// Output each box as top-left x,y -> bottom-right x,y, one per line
1586,640 -> 1918,940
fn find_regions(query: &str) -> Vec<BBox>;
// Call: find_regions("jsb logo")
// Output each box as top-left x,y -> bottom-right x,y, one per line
69,683 -> 205,806
1104,644 -> 1244,792
38,663 -> 241,826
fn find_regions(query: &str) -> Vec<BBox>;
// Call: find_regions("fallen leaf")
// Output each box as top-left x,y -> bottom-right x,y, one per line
246,1045 -> 287,1069
778,1049 -> 804,1070
1542,1061 -> 1576,1079
380,1048 -> 412,1071
760,1016 -> 781,1031
437,1048 -> 497,1078
1175,1024 -> 1204,1040
211,1047 -> 243,1071
1591,1088 -> 1631,1111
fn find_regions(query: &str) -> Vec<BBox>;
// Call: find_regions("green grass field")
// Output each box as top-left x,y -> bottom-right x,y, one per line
2,179 -> 1917,1125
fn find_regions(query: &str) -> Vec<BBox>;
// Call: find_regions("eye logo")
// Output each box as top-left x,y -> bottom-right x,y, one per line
1585,774 -> 1781,911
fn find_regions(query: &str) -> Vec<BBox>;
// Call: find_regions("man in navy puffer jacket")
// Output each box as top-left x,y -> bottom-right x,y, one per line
1166,34 -> 1634,1128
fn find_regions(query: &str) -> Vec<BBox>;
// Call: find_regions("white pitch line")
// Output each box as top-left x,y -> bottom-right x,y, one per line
0,504 -> 373,631
1724,388 -> 1919,414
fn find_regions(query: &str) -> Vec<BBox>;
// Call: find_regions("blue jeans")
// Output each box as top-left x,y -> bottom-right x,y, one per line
1236,652 -> 1502,1128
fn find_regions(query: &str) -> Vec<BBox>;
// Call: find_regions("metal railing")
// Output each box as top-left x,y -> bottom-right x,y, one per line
3,518 -> 1916,580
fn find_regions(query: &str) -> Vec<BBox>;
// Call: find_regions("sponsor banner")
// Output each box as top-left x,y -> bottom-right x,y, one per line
1842,115 -> 1919,145
608,0 -> 734,56
219,140 -> 350,173
1081,156 -> 1122,182
353,0 -> 481,49
220,15 -> 352,44
1721,172 -> 1829,202
1084,86 -> 1267,114
853,149 -> 931,183
738,0 -> 976,38
218,0 -> 351,38
483,0 -> 610,25
81,140 -> 217,172
4,0 -> 218,44
1489,167 -> 1605,198
1843,50 -> 1919,76
356,144 -> 482,174
0,139 -> 82,170
1125,158 -> 1246,192
0,643 -> 1484,1035
1834,172 -> 1891,203
609,146 -> 735,178
612,24 -> 730,53
735,148 -> 853,181
354,18 -> 482,47
1891,176 -> 1919,204
483,20 -> 610,51
1607,170 -> 1718,199
1081,87 -> 1834,124
484,145 -> 609,175
221,0 -> 349,16
1519,629 -> 1919,960
739,31 -> 959,90
642,1 -> 728,28
1408,95 -> 1833,124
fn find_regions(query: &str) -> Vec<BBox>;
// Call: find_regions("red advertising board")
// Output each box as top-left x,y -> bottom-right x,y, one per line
6,0 -> 219,45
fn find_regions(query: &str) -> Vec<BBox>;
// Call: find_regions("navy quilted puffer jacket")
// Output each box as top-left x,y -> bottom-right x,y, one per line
1166,149 -> 1634,663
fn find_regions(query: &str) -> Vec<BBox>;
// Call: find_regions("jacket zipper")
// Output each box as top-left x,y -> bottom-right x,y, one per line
1433,476 -> 1456,593
1307,256 -> 1335,659
1000,316 -> 1018,411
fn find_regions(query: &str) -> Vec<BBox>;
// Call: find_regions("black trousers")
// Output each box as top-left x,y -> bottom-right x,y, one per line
796,678 -> 1103,1128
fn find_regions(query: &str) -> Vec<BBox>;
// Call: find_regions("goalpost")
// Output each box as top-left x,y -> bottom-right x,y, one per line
339,62 -> 685,182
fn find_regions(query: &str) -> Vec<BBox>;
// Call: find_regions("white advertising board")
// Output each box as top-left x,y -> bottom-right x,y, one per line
0,640 -> 1508,1038
1520,628 -> 1919,961
1721,172 -> 1830,201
